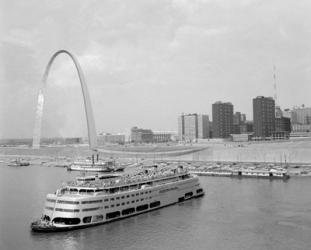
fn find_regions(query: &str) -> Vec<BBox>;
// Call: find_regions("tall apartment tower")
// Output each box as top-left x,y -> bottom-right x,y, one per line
178,115 -> 185,140
253,96 -> 275,138
178,113 -> 210,141
212,102 -> 234,138
184,114 -> 198,141
197,114 -> 210,139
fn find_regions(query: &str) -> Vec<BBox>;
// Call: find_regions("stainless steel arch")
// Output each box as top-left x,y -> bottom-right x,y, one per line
32,50 -> 97,150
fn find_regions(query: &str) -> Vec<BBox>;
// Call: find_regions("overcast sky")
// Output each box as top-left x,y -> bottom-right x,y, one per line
1,0 -> 311,139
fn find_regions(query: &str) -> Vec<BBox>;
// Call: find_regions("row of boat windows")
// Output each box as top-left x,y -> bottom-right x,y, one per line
45,207 -> 102,212
45,197 -> 153,213
46,190 -> 153,204
48,201 -> 162,225
67,185 -> 153,194
66,175 -> 190,194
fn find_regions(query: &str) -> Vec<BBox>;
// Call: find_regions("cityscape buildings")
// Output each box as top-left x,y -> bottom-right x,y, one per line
197,114 -> 210,139
253,96 -> 275,138
212,101 -> 233,138
291,106 -> 311,124
97,133 -> 125,145
178,113 -> 210,141
130,127 -> 154,143
183,114 -> 198,141
130,127 -> 174,143
233,112 -> 248,134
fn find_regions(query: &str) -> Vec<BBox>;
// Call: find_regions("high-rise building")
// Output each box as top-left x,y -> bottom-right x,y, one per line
253,96 -> 275,138
275,106 -> 283,118
241,114 -> 246,123
178,115 -> 185,140
178,113 -> 210,141
275,117 -> 291,132
184,114 -> 198,141
291,106 -> 311,125
197,114 -> 210,139
212,102 -> 234,138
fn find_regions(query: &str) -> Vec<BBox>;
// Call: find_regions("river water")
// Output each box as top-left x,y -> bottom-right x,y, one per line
1,164 -> 311,250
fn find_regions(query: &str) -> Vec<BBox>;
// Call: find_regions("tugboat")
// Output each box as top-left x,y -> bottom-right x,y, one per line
31,165 -> 204,232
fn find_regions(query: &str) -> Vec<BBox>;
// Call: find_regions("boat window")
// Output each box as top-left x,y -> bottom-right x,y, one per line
121,196 -> 125,199
116,197 -> 120,200
82,207 -> 101,212
57,200 -> 79,205
53,217 -> 81,225
131,194 -> 135,197
111,205 -> 115,208
140,192 -> 144,195
116,204 -> 120,207
126,195 -> 130,198
81,200 -> 102,204
79,189 -> 87,194
196,188 -> 203,193
104,205 -> 109,209
55,208 -> 80,212
45,206 -> 54,211
136,193 -> 139,196
126,201 -> 130,204
122,207 -> 135,216
95,189 -> 104,193
86,189 -> 94,193
104,199 -> 109,202
69,189 -> 78,193
136,204 -> 148,212
106,211 -> 120,219
83,216 -> 92,223
136,199 -> 139,202
46,199 -> 56,203
131,201 -> 135,203
150,201 -> 161,208
145,192 -> 148,194
121,202 -> 125,205
185,192 -> 193,197
92,215 -> 103,222
110,198 -> 115,201
120,186 -> 129,191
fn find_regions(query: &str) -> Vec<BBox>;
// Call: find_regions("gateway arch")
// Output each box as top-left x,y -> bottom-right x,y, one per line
32,50 -> 97,150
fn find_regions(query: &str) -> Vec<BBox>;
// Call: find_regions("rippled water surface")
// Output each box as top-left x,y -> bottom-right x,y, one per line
1,164 -> 311,250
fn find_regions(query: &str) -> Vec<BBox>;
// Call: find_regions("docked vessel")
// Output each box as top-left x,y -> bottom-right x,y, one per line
31,165 -> 204,232
189,168 -> 290,179
8,159 -> 30,167
67,158 -> 125,172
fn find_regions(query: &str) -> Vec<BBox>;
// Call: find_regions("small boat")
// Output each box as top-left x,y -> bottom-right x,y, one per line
8,159 -> 30,167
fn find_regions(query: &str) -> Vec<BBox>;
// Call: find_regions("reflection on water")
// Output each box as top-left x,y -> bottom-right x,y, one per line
1,164 -> 311,250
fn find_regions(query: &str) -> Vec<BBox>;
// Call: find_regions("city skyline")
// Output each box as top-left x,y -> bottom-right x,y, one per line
1,0 -> 311,139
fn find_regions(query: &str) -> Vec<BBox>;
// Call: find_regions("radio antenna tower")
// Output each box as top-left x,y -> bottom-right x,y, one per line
273,65 -> 277,105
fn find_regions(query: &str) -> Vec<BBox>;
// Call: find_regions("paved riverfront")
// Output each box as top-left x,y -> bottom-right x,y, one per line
1,163 -> 311,250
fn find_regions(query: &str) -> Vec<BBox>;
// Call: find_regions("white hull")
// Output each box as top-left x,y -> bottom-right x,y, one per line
67,165 -> 111,172
35,171 -> 204,231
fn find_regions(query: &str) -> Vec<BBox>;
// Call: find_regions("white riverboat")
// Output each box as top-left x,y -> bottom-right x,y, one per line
31,165 -> 204,232
67,159 -> 125,172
